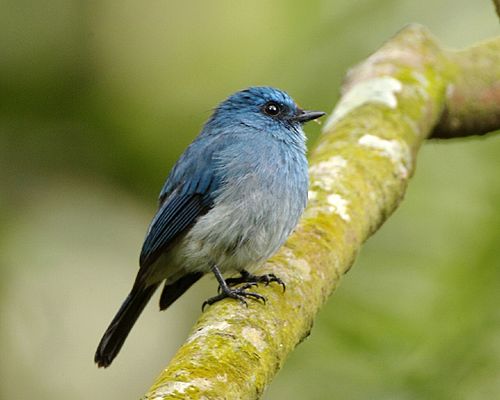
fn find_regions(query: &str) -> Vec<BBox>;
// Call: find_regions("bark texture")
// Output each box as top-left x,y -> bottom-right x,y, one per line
143,24 -> 500,400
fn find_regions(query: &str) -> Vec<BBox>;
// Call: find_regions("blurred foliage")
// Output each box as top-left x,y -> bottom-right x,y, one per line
0,1 -> 498,399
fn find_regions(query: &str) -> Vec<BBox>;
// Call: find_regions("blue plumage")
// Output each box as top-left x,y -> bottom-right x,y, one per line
95,86 -> 325,367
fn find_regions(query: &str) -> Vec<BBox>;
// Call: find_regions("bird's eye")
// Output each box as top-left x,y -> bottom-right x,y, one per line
262,101 -> 282,117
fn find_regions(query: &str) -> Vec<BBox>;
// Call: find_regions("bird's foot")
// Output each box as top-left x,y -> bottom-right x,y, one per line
225,270 -> 286,292
202,283 -> 266,310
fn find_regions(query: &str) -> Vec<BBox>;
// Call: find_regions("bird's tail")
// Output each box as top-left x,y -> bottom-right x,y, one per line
94,283 -> 159,368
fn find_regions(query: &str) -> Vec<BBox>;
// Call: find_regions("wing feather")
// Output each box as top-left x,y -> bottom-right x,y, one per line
139,193 -> 210,268
139,136 -> 223,269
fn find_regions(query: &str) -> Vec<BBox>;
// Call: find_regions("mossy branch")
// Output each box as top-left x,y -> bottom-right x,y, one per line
143,25 -> 500,400
430,36 -> 500,138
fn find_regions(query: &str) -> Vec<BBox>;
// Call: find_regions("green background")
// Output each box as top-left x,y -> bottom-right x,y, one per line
1,1 -> 499,399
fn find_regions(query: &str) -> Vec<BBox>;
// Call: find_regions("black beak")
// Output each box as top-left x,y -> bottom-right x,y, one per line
293,109 -> 326,123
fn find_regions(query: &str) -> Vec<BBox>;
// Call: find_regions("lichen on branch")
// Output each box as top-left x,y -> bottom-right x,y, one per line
143,24 -> 500,400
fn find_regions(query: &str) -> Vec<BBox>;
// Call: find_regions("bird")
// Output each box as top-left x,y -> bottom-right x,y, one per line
94,86 -> 325,367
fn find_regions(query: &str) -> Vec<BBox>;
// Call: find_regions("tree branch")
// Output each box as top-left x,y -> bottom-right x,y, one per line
430,37 -> 500,138
143,25 -> 500,399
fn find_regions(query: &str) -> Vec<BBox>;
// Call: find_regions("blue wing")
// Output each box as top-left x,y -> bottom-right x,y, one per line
139,135 -> 223,269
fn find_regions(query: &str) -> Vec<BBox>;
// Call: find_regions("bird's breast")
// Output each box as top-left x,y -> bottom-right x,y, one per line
180,141 -> 308,273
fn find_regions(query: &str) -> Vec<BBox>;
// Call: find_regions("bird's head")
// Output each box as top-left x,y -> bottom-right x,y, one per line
208,87 -> 325,135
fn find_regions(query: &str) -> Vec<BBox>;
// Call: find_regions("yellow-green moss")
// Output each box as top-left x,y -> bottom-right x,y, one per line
143,25 -> 499,400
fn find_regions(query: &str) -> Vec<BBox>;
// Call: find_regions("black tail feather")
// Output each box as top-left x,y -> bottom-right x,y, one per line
95,284 -> 159,368
159,272 -> 203,310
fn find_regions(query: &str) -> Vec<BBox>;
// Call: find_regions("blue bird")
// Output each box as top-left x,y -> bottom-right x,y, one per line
94,86 -> 325,367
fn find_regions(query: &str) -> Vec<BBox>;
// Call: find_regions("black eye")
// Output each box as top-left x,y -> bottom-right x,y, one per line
263,101 -> 282,116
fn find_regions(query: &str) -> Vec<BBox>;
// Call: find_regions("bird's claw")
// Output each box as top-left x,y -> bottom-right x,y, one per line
225,272 -> 286,292
203,283 -> 266,311
259,273 -> 286,292
218,281 -> 257,294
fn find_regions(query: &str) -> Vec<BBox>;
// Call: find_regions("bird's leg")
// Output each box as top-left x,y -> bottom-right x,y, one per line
202,265 -> 266,310
225,269 -> 286,292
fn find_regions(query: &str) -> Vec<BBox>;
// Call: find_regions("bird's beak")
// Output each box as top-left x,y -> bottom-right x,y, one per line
293,109 -> 326,123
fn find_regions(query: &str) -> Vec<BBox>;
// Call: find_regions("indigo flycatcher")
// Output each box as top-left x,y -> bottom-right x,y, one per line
95,86 -> 325,367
